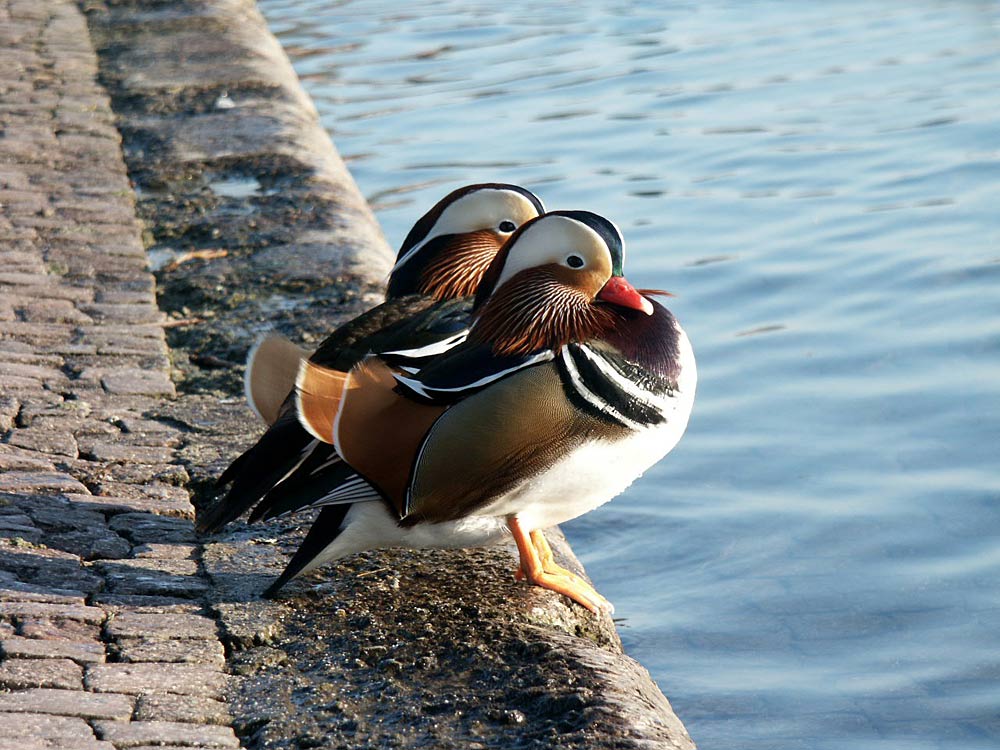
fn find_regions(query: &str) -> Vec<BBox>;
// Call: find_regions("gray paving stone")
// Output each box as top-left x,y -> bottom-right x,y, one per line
107,513 -> 197,544
99,368 -> 175,397
85,663 -> 229,698
90,594 -> 205,615
112,637 -> 226,668
133,693 -> 230,725
0,657 -> 83,690
0,472 -> 89,494
85,459 -> 189,487
0,688 -> 133,719
77,441 -> 173,464
6,429 -> 78,458
0,361 -> 68,385
0,712 -> 102,744
0,517 -> 40,543
79,302 -> 162,324
106,611 -> 219,641
132,543 -> 198,559
0,739 -> 116,750
114,415 -> 185,435
44,526 -> 133,561
0,322 -> 73,348
17,618 -> 102,642
64,491 -> 194,519
93,720 -> 239,748
0,583 -> 86,605
79,482 -> 193,513
94,557 -> 209,598
1,636 -> 105,664
19,497 -> 106,531
0,601 -> 105,624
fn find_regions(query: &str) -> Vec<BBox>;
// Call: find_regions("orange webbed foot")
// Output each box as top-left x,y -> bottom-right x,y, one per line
509,519 -> 613,614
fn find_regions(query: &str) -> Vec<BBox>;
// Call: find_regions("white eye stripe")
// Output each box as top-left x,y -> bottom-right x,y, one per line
392,189 -> 540,273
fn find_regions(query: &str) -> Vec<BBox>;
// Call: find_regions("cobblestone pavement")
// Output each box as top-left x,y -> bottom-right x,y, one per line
0,0 -> 238,747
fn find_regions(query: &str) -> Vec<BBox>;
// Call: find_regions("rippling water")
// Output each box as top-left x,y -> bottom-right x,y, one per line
256,2 -> 1000,747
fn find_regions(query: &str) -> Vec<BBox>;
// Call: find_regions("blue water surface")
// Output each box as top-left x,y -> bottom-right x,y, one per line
256,2 -> 1000,748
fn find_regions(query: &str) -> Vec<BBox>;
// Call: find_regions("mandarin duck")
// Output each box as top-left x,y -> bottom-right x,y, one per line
264,210 -> 697,613
198,184 -> 544,534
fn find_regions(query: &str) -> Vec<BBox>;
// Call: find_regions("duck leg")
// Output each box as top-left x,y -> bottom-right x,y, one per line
508,517 -> 612,614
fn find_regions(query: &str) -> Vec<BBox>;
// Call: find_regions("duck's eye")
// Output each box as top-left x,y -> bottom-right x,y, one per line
498,220 -> 517,233
566,254 -> 585,269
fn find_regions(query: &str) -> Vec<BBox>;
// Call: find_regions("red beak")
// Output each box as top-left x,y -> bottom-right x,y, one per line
597,276 -> 654,315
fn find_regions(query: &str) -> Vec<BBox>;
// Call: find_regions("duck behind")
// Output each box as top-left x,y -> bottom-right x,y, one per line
199,183 -> 544,534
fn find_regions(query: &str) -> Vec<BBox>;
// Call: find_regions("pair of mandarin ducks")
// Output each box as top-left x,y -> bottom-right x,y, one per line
198,184 -> 696,614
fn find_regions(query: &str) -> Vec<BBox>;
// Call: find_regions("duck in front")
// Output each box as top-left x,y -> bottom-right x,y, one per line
273,210 -> 697,613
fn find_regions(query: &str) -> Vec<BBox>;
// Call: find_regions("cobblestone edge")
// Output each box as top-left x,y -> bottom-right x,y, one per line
1,0 -> 240,748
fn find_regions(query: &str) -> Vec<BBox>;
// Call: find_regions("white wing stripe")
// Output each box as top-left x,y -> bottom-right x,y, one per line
393,350 -> 554,397
382,331 -> 469,359
560,348 -> 644,431
576,344 -> 673,415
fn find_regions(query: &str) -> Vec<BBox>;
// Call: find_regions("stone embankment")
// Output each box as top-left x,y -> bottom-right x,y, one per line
0,0 -> 696,747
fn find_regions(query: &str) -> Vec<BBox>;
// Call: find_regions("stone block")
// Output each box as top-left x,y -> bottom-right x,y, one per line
85,663 -> 229,698
78,441 -> 173,464
0,712 -> 102,744
0,447 -> 56,472
132,543 -> 198,560
99,368 -> 175,397
0,601 -> 105,624
0,582 -> 87,605
65,492 -> 194,520
106,611 -> 219,641
45,527 -> 132,561
79,303 -> 162,324
111,637 -> 225,668
93,557 -> 208,599
1,636 -> 105,664
0,322 -> 72,347
0,516 -> 40,543
93,720 -> 239,748
0,552 -> 102,597
0,361 -> 69,386
107,513 -> 196,544
0,472 -> 88,494
13,298 -> 93,325
97,460 -> 190,487
6,428 -> 78,458
19,496 -> 105,532
133,693 -> 230,725
17,618 -> 102,642
0,688 -> 132,720
84,481 -> 191,507
0,272 -> 51,286
91,594 -> 205,615
0,657 -> 83,690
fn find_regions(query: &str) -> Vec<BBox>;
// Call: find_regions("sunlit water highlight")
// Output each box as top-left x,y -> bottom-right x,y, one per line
257,2 -> 1000,747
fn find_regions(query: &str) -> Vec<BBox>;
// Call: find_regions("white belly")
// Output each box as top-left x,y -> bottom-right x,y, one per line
475,324 -> 696,531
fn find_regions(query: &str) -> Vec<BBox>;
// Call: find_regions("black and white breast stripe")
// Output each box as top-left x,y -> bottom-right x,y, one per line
557,343 -> 676,430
